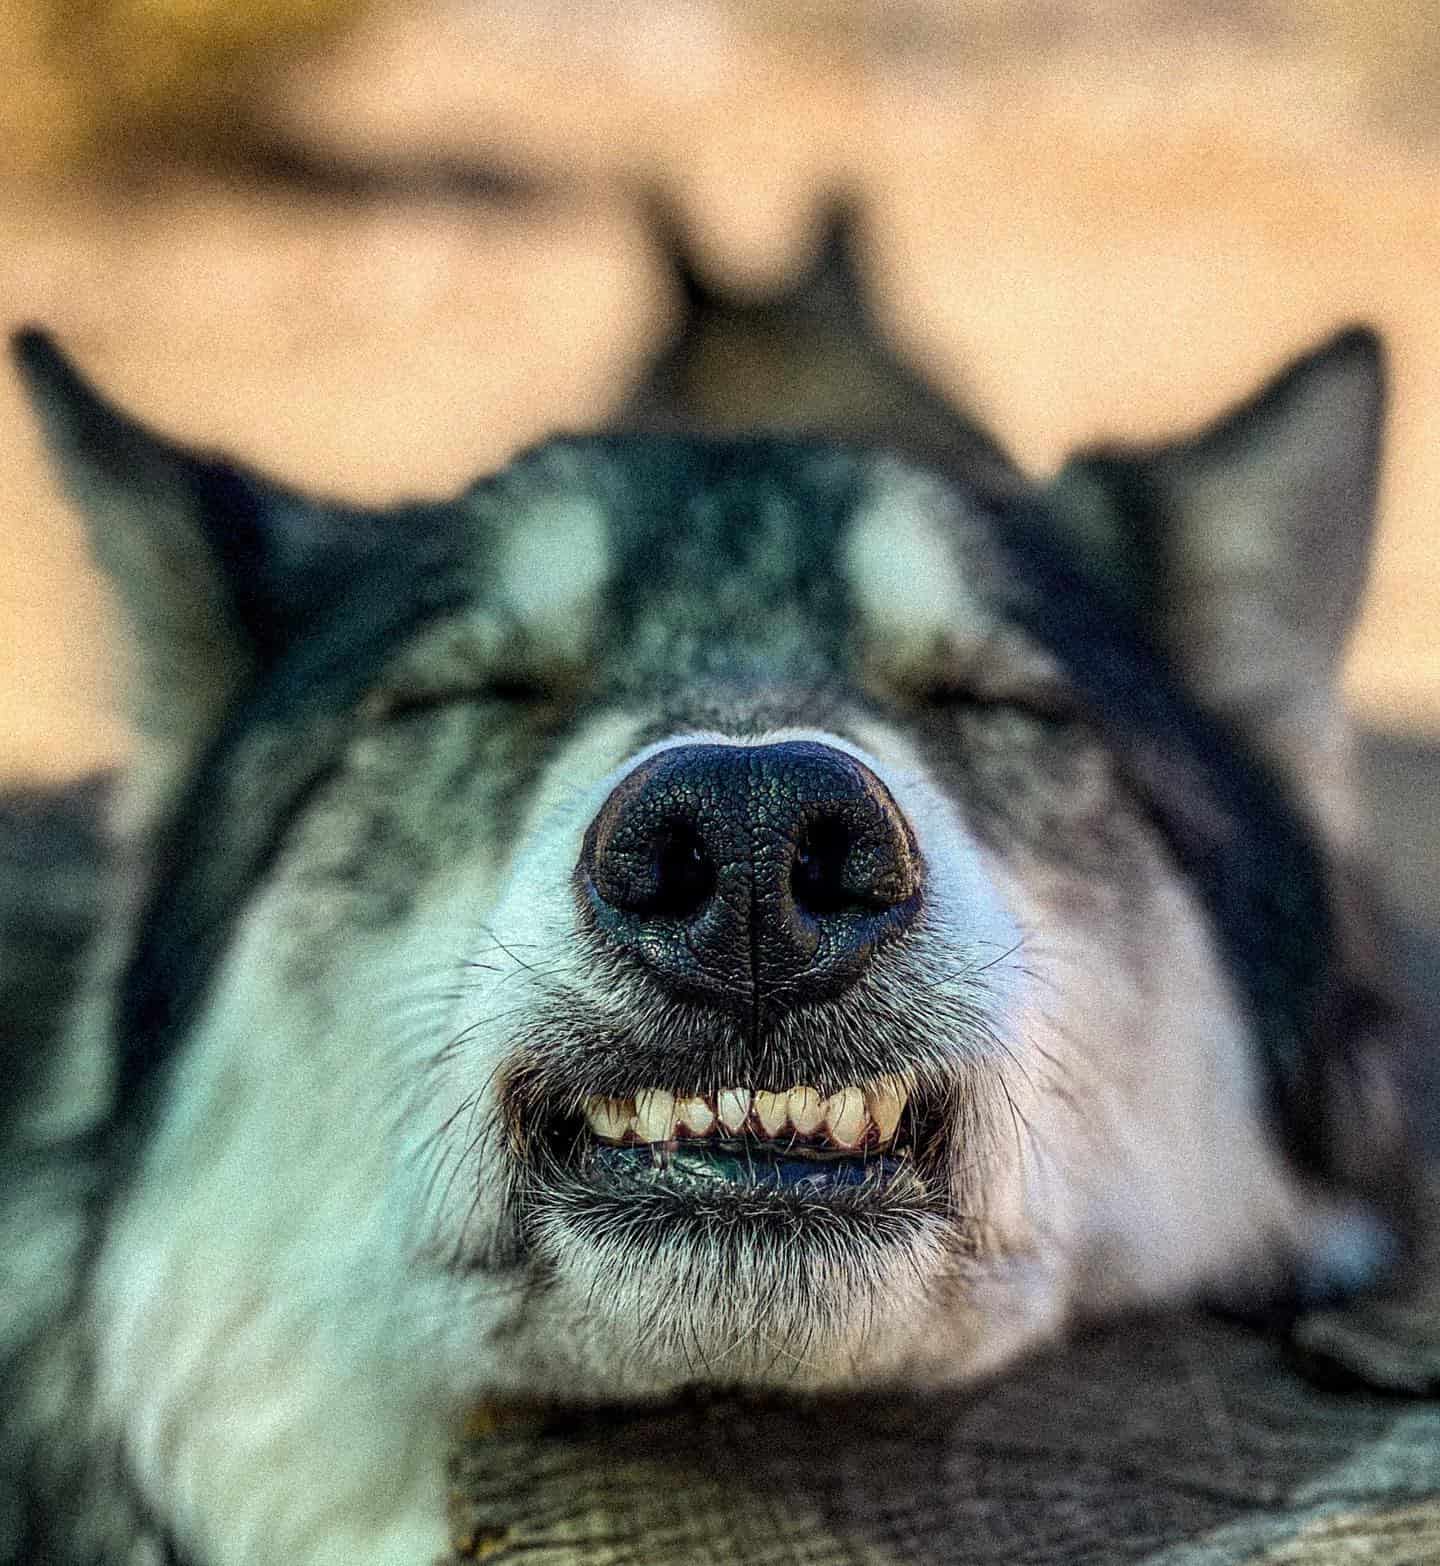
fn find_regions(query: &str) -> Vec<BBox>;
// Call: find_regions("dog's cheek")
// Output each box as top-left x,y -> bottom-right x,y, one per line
982,843 -> 1324,1315
80,710 -> 553,1564
88,913 -> 459,1566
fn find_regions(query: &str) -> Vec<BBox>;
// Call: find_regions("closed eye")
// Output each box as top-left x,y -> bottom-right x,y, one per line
913,677 -> 1081,726
362,675 -> 561,723
478,675 -> 557,704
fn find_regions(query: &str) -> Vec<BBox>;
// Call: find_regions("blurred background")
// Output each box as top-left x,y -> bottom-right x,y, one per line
3,0 -> 1439,781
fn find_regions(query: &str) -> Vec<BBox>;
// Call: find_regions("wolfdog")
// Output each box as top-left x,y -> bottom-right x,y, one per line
0,217 -> 1424,1564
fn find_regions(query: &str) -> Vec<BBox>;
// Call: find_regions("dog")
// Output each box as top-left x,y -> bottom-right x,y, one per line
0,213 -> 1424,1565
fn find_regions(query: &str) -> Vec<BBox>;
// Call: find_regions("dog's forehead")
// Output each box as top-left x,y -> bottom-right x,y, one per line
460,433 -> 1014,695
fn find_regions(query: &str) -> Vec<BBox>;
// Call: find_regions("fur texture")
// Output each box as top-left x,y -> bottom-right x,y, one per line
0,219 -> 1422,1565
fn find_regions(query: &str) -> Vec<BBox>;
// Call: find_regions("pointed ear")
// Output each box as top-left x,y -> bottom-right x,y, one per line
1051,328 -> 1385,844
13,330 -> 356,808
622,200 -> 1021,493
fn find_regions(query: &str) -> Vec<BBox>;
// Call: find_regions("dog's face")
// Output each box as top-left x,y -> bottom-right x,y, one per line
10,284 -> 1412,1563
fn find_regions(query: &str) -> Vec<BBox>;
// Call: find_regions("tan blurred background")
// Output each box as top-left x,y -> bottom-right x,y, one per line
3,0 -> 1440,782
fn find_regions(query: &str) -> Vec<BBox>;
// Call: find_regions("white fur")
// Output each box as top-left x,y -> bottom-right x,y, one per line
844,716 -> 1330,1328
87,700 -> 1338,1563
495,497 -> 610,663
89,915 -> 458,1565
844,464 -> 994,684
424,718 -> 1039,1396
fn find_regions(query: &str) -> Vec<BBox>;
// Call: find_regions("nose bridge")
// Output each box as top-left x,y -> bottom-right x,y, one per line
580,739 -> 923,1020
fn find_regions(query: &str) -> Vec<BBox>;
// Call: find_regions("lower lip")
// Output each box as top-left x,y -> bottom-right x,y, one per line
584,1138 -> 911,1196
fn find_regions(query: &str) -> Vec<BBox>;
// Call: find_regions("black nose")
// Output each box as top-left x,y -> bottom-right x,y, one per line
579,740 -> 923,1018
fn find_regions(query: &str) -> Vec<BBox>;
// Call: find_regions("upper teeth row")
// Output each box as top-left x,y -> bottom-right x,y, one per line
582,1080 -> 910,1151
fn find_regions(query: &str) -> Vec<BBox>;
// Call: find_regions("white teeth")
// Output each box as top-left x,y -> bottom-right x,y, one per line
753,1090 -> 789,1137
583,1078 -> 913,1151
717,1088 -> 752,1135
584,1097 -> 634,1142
673,1095 -> 715,1136
787,1085 -> 824,1135
823,1085 -> 866,1149
867,1078 -> 907,1145
633,1088 -> 676,1143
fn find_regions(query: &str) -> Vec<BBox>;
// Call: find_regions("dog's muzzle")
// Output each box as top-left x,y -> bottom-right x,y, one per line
534,740 -> 934,1200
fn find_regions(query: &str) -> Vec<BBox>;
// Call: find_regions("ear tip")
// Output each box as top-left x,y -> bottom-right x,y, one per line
10,327 -> 91,418
1244,323 -> 1387,458
1327,322 -> 1385,368
10,325 -> 62,382
9,329 -> 146,470
1329,322 -> 1383,354
1314,323 -> 1387,400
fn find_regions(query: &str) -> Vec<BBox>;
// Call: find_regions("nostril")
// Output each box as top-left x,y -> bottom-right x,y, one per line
791,818 -> 854,916
591,812 -> 718,919
581,740 -> 923,1016
650,822 -> 716,917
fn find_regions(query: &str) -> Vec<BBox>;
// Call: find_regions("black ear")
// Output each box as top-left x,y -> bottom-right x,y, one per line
13,331 -> 366,799
1051,329 -> 1385,842
619,202 -> 1021,494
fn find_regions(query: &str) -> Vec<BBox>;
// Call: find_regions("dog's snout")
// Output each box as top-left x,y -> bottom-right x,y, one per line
580,741 -> 922,1016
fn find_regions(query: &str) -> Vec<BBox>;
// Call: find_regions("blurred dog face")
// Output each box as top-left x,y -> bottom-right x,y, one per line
6,240 -> 1413,1565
